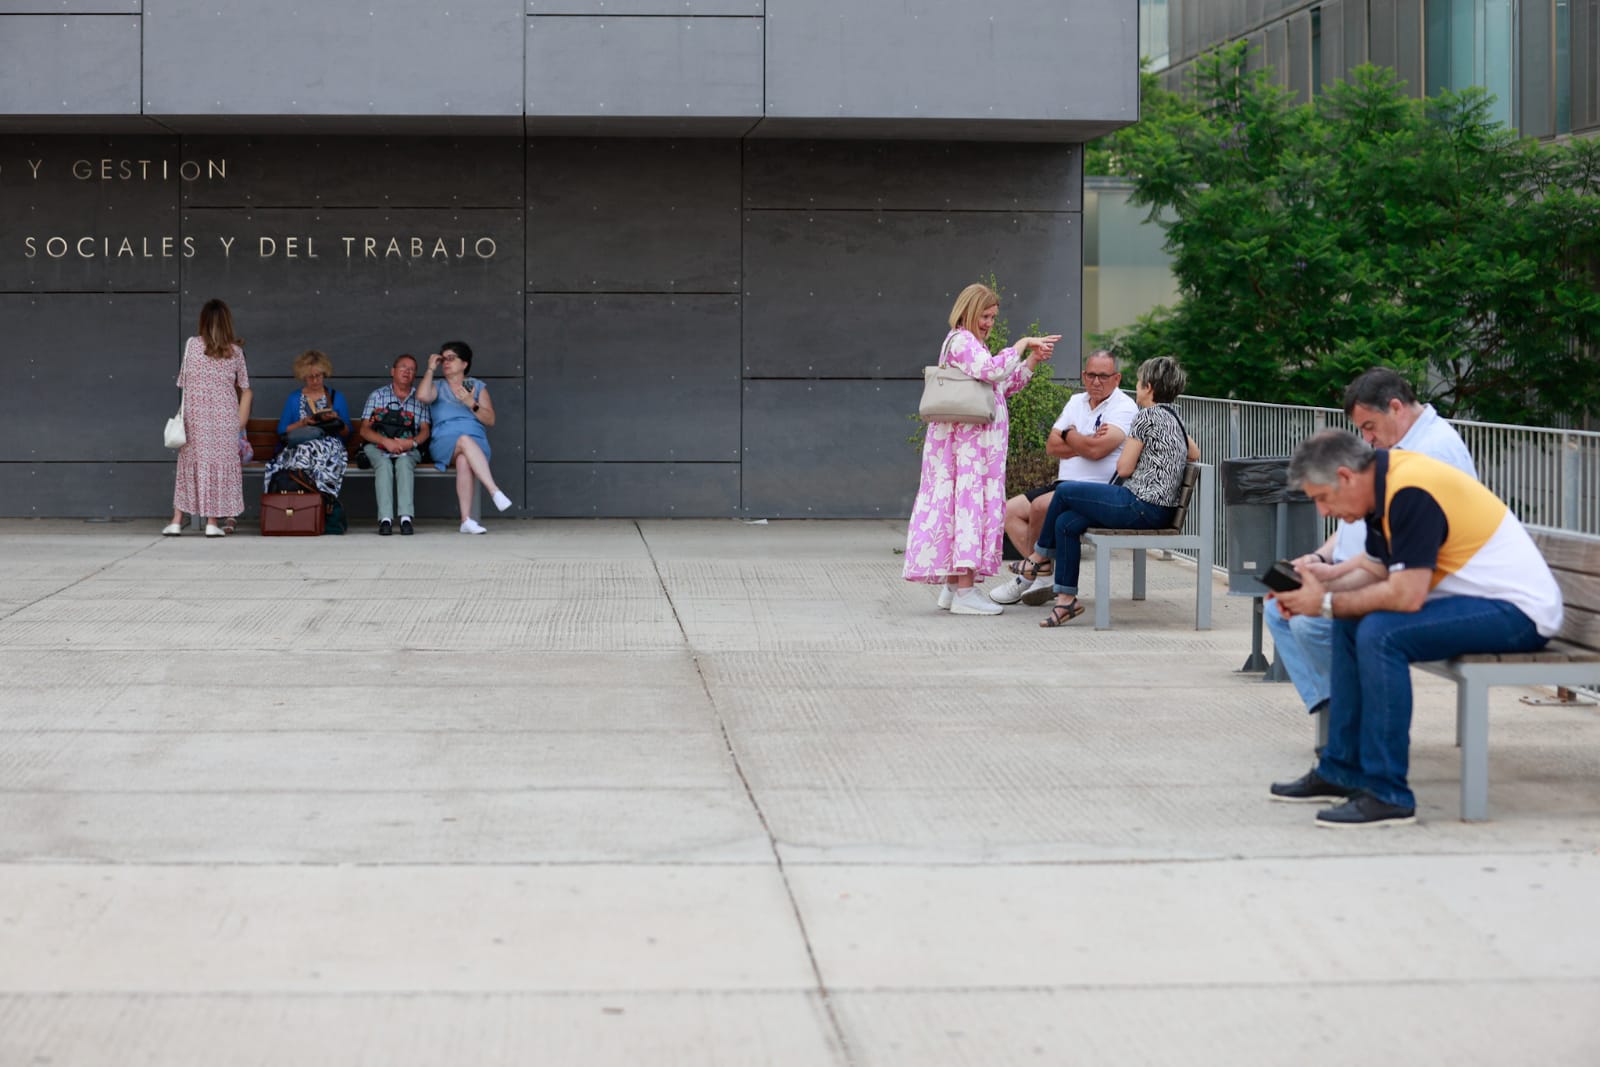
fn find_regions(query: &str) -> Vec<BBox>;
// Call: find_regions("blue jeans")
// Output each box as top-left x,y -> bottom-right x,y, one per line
1317,596 -> 1546,809
1033,481 -> 1175,595
1264,599 -> 1333,712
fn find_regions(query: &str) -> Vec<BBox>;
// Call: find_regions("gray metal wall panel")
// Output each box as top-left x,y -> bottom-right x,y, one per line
743,140 -> 1081,212
1,294 -> 179,463
526,462 -> 739,516
1245,31 -> 1268,73
1264,21 -> 1290,86
181,137 -> 525,209
742,210 -> 1080,378
1393,0 -> 1423,95
1287,10 -> 1312,102
741,380 -> 920,517
1518,0 -> 1554,138
0,135 -> 181,292
1369,0 -> 1396,68
527,139 -> 740,293
1342,0 -> 1367,72
1246,0 -> 1265,30
1320,0 -> 1345,88
529,0 -> 759,11
0,15 -> 139,117
143,1 -> 524,117
1576,1 -> 1599,133
525,295 -> 741,462
0,2 -> 139,9
178,209 -> 525,378
526,16 -> 764,118
764,0 -> 1138,124
0,463 -> 177,519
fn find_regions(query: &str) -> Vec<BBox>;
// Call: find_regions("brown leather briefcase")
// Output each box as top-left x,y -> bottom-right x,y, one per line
260,491 -> 325,536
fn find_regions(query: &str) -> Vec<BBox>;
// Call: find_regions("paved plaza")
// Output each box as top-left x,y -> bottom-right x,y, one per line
1,517 -> 1598,1066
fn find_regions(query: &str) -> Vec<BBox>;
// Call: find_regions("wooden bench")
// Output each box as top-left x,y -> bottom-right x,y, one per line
1313,524 -> 1600,821
234,417 -> 477,522
1078,461 -> 1214,631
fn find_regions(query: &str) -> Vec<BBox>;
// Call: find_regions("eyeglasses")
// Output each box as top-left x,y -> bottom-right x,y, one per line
1083,372 -> 1119,382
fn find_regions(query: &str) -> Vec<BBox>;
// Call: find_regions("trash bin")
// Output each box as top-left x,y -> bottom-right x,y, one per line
1223,457 -> 1321,598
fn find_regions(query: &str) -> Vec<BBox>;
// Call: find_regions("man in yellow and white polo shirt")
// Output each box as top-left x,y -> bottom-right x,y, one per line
1267,430 -> 1563,827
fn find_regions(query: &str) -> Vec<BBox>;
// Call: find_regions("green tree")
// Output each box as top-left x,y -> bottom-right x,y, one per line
1094,42 -> 1600,425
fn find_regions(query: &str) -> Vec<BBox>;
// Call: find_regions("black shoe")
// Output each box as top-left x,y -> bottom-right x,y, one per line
1316,794 -> 1417,829
1269,768 -> 1360,804
379,519 -> 392,536
399,518 -> 413,536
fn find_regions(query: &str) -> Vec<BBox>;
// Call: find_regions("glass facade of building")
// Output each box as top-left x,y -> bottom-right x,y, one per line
1153,0 -> 1598,140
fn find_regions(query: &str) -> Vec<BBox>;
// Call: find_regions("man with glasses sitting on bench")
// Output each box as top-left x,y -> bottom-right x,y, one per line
992,349 -> 1138,605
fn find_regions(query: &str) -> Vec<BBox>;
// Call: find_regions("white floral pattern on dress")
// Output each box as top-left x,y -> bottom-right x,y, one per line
902,329 -> 1032,583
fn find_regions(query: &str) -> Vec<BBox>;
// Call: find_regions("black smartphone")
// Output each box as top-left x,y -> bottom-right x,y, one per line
1258,559 -> 1303,593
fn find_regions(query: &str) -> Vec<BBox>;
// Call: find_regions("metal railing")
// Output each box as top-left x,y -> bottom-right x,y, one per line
1176,396 -> 1600,571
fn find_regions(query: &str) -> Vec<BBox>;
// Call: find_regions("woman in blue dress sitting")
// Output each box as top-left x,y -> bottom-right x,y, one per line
416,340 -> 513,534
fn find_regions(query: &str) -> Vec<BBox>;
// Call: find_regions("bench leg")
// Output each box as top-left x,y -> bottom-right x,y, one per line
1131,548 -> 1147,601
1458,679 -> 1490,822
1094,547 -> 1113,630
1314,704 -> 1329,753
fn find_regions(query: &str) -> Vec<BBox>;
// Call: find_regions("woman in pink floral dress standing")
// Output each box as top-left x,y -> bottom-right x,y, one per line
164,299 -> 253,537
904,283 -> 1058,614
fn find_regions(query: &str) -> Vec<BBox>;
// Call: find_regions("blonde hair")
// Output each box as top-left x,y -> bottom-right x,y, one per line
293,349 -> 334,381
947,283 -> 1000,335
197,298 -> 242,359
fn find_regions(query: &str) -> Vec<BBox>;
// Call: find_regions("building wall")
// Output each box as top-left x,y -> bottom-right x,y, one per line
1155,0 -> 1600,141
0,135 -> 1082,519
0,1 -> 1135,519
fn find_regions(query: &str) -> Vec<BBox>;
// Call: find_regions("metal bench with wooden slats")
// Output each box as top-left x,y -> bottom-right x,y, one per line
1313,524 -> 1600,821
1077,461 -> 1214,631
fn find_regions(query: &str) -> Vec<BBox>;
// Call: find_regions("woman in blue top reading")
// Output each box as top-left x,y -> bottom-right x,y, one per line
416,340 -> 513,533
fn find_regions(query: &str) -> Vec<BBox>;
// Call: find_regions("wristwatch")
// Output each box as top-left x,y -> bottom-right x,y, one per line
1321,591 -> 1334,618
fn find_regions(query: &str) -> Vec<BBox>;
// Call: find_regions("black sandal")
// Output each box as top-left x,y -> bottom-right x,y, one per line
1039,600 -> 1086,628
1010,558 -> 1054,581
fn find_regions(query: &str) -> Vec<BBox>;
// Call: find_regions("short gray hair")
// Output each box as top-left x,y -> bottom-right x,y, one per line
1137,356 -> 1187,404
1289,429 -> 1376,487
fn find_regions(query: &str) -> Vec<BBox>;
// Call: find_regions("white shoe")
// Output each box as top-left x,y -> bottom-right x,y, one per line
491,490 -> 512,512
460,519 -> 487,534
937,585 -> 955,610
989,574 -> 1029,604
204,524 -> 225,538
161,523 -> 182,536
1019,576 -> 1057,606
950,588 -> 1003,615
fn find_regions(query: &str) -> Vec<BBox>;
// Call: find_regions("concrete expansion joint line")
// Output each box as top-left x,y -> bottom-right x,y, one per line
629,520 -> 859,1067
0,539 -> 159,623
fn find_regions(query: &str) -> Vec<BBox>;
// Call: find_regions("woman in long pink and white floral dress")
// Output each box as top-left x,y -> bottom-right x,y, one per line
903,283 -> 1058,615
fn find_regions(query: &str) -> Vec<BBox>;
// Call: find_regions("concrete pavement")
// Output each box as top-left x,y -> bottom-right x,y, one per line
1,518 -> 1598,1065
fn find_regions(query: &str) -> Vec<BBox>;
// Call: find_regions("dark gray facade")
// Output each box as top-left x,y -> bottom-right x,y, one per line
0,1 -> 1136,519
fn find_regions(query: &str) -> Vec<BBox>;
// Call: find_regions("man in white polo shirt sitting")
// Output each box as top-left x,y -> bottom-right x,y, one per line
992,349 -> 1139,605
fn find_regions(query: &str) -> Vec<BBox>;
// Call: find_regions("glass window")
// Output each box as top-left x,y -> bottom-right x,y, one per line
1142,0 -> 1172,71
1423,0 -> 1516,128
1312,7 -> 1323,93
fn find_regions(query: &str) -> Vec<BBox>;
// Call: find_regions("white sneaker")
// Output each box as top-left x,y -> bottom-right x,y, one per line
950,588 -> 1003,615
460,519 -> 487,534
491,490 -> 512,512
1019,576 -> 1057,606
937,585 -> 955,610
161,523 -> 182,536
989,574 -> 1029,604
204,524 -> 225,538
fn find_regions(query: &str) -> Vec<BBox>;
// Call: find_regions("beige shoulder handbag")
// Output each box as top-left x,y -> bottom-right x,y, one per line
919,333 -> 1002,425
